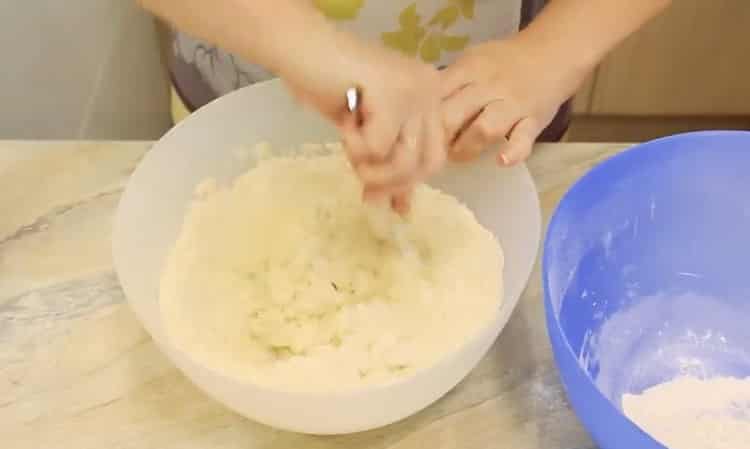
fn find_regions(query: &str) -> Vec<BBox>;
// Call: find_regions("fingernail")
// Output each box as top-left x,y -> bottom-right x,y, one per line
498,153 -> 509,166
392,197 -> 410,216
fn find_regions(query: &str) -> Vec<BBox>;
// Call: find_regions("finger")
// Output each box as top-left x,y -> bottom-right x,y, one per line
362,111 -> 401,161
338,114 -> 370,165
500,116 -> 541,166
363,181 -> 413,205
440,83 -> 491,146
420,108 -> 447,178
450,99 -> 518,162
439,63 -> 472,99
391,188 -> 413,215
356,116 -> 421,188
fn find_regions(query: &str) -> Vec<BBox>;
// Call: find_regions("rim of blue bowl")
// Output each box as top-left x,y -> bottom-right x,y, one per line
542,129 -> 750,371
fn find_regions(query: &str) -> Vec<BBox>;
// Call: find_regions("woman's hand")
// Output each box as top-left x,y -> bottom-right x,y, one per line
341,47 -> 446,213
287,37 -> 446,214
439,37 -> 588,165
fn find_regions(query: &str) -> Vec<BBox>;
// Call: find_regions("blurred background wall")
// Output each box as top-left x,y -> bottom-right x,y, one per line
0,1 -> 170,139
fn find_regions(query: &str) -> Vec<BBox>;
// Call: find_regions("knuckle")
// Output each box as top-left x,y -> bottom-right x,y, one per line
425,148 -> 446,174
391,158 -> 411,179
387,149 -> 418,182
447,150 -> 466,163
346,144 -> 367,162
450,139 -> 469,158
394,144 -> 417,170
442,110 -> 463,137
367,165 -> 392,186
356,164 -> 378,184
370,143 -> 390,159
506,156 -> 522,166
474,117 -> 498,140
506,145 -> 532,165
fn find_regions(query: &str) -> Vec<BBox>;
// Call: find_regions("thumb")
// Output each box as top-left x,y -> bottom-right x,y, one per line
500,117 -> 540,166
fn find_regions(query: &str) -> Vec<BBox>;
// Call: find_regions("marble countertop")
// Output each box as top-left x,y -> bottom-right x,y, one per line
0,141 -> 629,449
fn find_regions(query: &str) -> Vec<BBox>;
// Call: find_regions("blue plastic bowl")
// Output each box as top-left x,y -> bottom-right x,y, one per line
543,131 -> 750,449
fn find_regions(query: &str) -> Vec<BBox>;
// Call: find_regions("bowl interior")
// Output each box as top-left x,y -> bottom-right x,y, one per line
545,131 -> 750,407
112,79 -> 541,388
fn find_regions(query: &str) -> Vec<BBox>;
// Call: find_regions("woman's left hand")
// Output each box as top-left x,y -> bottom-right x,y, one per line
439,37 -> 588,165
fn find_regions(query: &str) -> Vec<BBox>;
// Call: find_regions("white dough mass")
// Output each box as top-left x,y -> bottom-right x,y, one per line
623,376 -> 750,449
159,144 -> 504,391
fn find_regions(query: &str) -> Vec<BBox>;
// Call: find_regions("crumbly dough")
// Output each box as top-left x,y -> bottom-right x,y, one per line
623,376 -> 750,449
159,144 -> 504,391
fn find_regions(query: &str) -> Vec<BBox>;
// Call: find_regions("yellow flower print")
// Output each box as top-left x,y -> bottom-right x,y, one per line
381,4 -> 427,57
428,5 -> 460,29
382,1 -> 472,63
313,0 -> 365,20
420,32 -> 470,62
451,0 -> 475,19
439,33 -> 470,51
420,32 -> 443,62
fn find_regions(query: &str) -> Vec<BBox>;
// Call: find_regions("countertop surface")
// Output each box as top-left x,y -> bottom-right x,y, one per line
0,141 -> 629,449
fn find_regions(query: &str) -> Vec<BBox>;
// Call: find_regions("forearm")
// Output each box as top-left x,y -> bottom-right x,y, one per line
137,0 -> 347,83
519,0 -> 672,72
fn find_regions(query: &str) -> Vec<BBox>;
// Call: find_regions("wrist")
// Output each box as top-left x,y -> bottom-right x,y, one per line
514,0 -> 672,82
276,25 -> 366,99
511,29 -> 597,99
514,26 -> 600,75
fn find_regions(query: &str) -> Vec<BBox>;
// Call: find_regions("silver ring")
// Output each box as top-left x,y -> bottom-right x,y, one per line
346,86 -> 360,113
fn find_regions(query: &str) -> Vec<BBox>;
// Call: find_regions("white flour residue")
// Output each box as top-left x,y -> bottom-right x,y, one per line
602,231 -> 613,258
578,329 -> 597,372
581,293 -> 750,403
623,376 -> 750,449
650,198 -> 656,220
575,291 -> 750,448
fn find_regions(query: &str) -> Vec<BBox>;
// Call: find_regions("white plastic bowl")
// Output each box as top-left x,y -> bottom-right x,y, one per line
112,79 -> 541,434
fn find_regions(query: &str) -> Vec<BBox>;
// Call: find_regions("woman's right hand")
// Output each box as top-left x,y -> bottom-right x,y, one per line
281,33 -> 447,213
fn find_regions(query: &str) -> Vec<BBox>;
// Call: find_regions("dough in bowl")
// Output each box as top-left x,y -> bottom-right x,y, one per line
160,143 -> 504,392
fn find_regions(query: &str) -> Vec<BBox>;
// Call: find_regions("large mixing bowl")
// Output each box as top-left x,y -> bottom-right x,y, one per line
543,131 -> 750,449
112,79 -> 541,434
